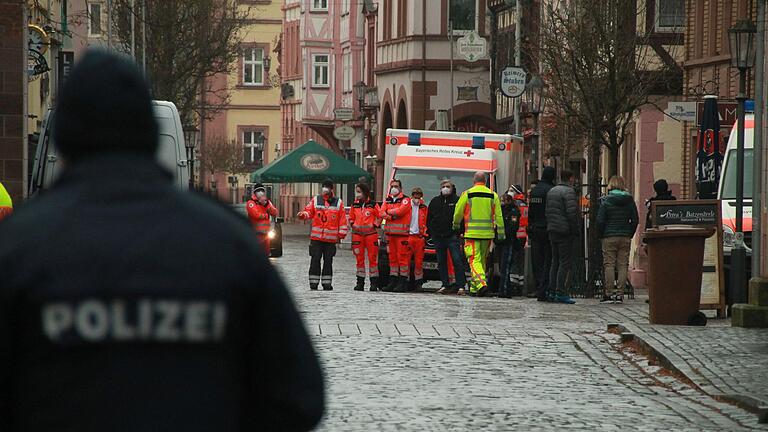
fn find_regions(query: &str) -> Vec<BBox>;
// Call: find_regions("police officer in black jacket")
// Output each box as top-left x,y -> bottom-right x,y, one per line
0,50 -> 324,432
527,166 -> 557,301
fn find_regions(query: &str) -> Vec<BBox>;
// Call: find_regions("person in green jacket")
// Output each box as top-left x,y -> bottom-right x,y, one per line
0,182 -> 12,222
453,171 -> 504,297
597,175 -> 639,304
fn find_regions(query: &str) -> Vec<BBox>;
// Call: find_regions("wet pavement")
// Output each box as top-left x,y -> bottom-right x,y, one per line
272,237 -> 768,430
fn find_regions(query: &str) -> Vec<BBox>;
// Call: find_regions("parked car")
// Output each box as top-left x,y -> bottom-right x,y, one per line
231,203 -> 284,258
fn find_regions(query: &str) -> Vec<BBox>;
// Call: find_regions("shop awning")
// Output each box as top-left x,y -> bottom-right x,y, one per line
250,140 -> 372,184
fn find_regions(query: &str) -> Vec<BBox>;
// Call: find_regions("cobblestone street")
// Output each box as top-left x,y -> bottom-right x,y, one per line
273,237 -> 768,431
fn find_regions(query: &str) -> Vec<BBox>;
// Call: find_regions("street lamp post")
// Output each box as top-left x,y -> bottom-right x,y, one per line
183,125 -> 199,191
354,81 -> 380,190
728,19 -> 757,305
524,74 -> 544,181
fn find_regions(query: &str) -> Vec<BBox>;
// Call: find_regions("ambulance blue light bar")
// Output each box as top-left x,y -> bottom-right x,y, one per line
408,132 -> 421,145
471,136 -> 485,149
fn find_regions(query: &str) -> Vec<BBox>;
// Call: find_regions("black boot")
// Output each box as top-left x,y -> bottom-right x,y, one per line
354,276 -> 365,291
394,276 -> 408,293
413,280 -> 423,293
310,284 -> 319,291
383,276 -> 397,292
322,284 -> 333,291
369,277 -> 379,292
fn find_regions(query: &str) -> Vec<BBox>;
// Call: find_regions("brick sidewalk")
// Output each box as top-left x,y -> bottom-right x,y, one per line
597,303 -> 768,423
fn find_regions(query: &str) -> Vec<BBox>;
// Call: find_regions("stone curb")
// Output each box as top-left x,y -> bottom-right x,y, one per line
611,323 -> 768,424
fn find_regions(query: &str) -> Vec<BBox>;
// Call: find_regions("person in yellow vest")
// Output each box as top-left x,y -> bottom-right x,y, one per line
453,171 -> 505,297
0,182 -> 12,222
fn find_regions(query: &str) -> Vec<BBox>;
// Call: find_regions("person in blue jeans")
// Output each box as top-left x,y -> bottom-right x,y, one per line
428,180 -> 467,295
496,188 -> 522,297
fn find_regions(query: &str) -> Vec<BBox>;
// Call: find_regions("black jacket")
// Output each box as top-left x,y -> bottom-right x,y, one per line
0,155 -> 324,432
644,192 -> 676,229
597,190 -> 639,238
546,183 -> 580,236
527,180 -> 554,231
427,193 -> 459,238
497,202 -> 521,248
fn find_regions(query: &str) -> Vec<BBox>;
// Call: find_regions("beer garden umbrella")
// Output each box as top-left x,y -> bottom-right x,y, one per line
250,140 -> 372,184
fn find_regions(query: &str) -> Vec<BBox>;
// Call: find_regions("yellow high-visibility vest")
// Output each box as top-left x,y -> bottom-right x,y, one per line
452,183 -> 504,240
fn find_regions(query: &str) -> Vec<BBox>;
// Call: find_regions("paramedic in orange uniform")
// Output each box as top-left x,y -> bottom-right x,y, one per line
349,182 -> 381,291
246,183 -> 278,255
407,187 -> 428,291
380,179 -> 411,292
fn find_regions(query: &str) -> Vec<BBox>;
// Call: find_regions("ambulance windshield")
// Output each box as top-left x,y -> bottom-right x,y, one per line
720,149 -> 753,200
394,169 -> 478,197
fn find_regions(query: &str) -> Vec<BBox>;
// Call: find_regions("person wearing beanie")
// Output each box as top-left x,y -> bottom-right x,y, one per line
527,166 -> 557,301
297,179 -> 348,290
0,49 -> 324,432
247,183 -> 279,255
644,179 -> 676,229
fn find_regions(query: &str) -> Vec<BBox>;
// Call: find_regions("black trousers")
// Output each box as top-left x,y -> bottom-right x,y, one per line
309,240 -> 336,286
529,228 -> 551,298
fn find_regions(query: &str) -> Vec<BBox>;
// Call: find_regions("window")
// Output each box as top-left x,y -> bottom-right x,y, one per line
312,54 -> 329,88
342,51 -> 351,92
88,3 -> 102,36
657,0 -> 684,30
243,130 -> 265,165
450,0 -> 476,32
243,47 -> 264,86
311,0 -> 328,11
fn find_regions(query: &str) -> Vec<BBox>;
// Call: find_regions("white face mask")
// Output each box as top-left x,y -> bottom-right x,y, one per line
441,187 -> 451,195
390,187 -> 400,195
256,191 -> 265,198
507,191 -> 515,197
355,192 -> 363,199
412,198 -> 421,206
322,187 -> 331,195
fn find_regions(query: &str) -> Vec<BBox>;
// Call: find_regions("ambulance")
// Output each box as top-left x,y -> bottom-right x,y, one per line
717,103 -> 754,276
381,128 -> 524,286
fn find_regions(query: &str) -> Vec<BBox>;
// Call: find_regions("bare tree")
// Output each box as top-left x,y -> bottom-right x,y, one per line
198,135 -> 250,184
109,0 -> 249,126
537,0 -> 682,293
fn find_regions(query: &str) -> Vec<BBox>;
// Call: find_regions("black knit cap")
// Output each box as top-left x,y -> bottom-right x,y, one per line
322,179 -> 334,188
54,49 -> 158,161
653,179 -> 669,195
541,166 -> 556,182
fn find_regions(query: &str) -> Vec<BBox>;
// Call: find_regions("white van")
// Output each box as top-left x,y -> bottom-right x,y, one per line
29,101 -> 190,195
717,110 -> 754,266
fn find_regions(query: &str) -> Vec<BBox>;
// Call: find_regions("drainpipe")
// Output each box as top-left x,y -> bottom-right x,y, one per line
422,0 -> 427,128
752,0 -> 765,277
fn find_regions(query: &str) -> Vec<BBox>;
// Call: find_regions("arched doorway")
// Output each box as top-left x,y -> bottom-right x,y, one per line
396,100 -> 408,129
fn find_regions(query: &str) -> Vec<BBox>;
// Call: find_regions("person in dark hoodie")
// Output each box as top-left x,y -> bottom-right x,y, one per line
429,179 -> 467,294
644,179 -> 676,229
527,166 -> 556,301
0,49 -> 324,432
597,175 -> 639,303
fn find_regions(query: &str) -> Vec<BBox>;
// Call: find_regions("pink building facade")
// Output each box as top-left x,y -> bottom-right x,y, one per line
279,0 -> 371,218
